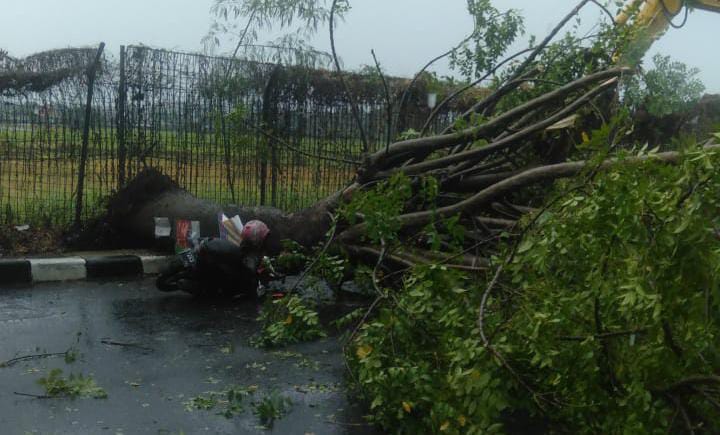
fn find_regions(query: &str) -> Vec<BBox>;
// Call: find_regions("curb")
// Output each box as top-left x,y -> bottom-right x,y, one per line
0,254 -> 171,286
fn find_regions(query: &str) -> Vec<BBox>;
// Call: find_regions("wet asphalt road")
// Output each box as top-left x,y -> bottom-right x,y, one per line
0,279 -> 375,435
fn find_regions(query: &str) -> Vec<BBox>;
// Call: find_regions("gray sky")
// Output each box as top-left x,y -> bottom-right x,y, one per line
1,0 -> 718,92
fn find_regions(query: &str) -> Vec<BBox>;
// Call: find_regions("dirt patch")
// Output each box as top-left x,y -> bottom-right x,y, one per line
0,224 -> 63,258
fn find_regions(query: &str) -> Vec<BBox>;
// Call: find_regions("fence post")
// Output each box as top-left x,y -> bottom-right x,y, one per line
74,42 -> 105,229
261,66 -> 281,207
117,45 -> 127,189
270,110 -> 279,208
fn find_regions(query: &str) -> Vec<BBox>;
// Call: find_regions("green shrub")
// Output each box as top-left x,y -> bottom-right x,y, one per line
275,240 -> 308,273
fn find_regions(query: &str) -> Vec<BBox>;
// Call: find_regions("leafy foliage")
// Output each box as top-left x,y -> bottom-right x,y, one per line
275,239 -> 347,286
504,146 -> 720,433
254,295 -> 326,348
397,129 -> 421,141
349,265 -> 512,434
312,252 -> 347,287
275,239 -> 309,272
449,0 -> 525,80
493,13 -> 621,112
624,53 -> 705,117
37,369 -> 107,399
346,146 -> 720,433
331,307 -> 365,329
340,173 -> 413,244
205,0 -> 344,67
350,265 -> 378,296
64,347 -> 79,364
185,385 -> 291,427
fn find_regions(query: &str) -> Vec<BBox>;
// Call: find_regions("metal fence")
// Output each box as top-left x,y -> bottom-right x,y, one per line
0,46 -> 117,226
0,44 -> 455,227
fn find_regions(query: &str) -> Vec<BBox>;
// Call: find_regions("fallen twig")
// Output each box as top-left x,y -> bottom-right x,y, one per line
0,352 -> 68,368
13,392 -> 52,399
558,328 -> 647,341
326,419 -> 370,427
100,340 -> 153,352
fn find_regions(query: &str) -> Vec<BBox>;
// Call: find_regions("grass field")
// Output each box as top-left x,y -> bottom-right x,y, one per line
1,116 -> 370,226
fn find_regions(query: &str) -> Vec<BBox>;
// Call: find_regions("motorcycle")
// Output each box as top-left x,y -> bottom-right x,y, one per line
156,220 -> 271,299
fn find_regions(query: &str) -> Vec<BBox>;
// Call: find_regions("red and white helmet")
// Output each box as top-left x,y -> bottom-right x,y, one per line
241,220 -> 270,246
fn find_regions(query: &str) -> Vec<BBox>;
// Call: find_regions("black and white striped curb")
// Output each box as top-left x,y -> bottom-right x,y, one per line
0,255 -> 171,286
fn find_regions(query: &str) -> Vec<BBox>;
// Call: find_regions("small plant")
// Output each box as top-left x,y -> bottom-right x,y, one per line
220,387 -> 249,418
64,332 -> 83,364
252,392 -> 292,428
37,369 -> 107,399
185,386 -> 257,418
185,394 -> 219,411
254,295 -> 326,348
64,347 -> 79,364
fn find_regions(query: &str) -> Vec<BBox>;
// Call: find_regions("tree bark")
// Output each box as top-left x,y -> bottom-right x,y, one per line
71,168 -> 340,256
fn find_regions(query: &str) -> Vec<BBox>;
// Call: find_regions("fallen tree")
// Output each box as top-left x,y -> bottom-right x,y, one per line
75,66 -> 634,251
73,63 -> 719,277
70,168 -> 336,255
68,0 -> 654,257
69,0 -> 720,432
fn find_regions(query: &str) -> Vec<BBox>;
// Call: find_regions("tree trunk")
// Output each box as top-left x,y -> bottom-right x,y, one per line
70,168 -> 339,256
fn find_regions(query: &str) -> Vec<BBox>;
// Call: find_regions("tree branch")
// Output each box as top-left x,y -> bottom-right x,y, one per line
661,376 -> 720,393
375,76 -> 620,179
365,68 -> 629,173
458,0 -> 594,120
419,47 -> 536,137
340,145 -> 720,242
397,28 -> 483,133
0,352 -> 69,368
370,49 -> 394,151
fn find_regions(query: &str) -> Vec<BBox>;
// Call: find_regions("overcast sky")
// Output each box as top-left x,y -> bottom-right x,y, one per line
1,0 -> 718,92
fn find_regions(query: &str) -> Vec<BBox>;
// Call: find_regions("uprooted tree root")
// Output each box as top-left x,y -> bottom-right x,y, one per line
69,167 -> 332,256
